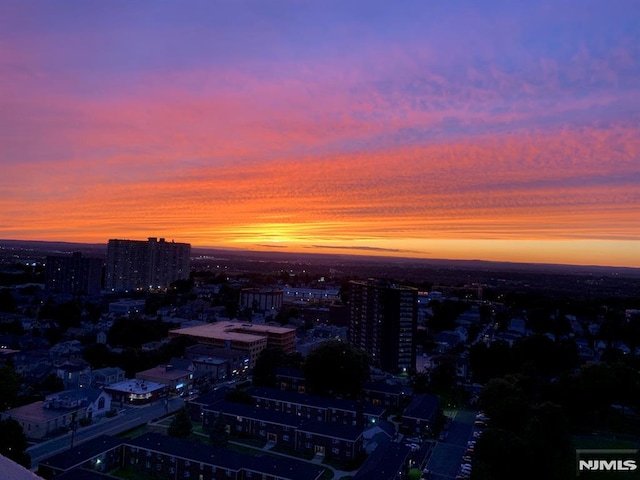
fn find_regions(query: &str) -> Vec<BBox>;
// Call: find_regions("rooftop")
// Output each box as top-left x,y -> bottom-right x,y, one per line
170,321 -> 295,342
39,435 -> 124,472
136,365 -> 192,381
403,393 -> 440,420
248,386 -> 385,417
353,442 -> 412,480
104,379 -> 166,394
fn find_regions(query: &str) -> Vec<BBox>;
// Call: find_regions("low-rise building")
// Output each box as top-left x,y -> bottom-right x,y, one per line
38,433 -> 325,480
90,367 -> 125,388
184,344 -> 250,381
135,364 -> 193,394
362,381 -> 412,408
104,379 -> 168,405
169,321 -> 296,367
401,394 -> 440,436
2,387 -> 111,439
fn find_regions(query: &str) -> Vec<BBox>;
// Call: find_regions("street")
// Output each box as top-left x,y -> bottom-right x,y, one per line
27,396 -> 184,467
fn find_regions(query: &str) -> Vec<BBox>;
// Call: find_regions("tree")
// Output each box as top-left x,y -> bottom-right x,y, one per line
168,407 -> 192,438
209,416 -> 229,447
473,428 -> 533,480
0,418 -> 30,468
0,288 -> 16,313
38,373 -> 64,394
303,340 -> 369,397
252,348 -> 302,388
0,364 -> 21,410
479,376 -> 531,435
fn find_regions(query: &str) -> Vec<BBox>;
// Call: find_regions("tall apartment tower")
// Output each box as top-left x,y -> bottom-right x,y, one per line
348,279 -> 418,373
105,237 -> 191,292
45,252 -> 103,296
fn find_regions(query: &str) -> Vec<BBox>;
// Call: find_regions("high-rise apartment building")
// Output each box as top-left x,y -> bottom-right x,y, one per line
348,279 -> 418,373
105,237 -> 191,292
45,252 -> 103,295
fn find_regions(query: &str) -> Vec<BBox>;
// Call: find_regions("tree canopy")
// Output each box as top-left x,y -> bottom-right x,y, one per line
303,340 -> 369,397
168,407 -> 192,438
0,418 -> 30,468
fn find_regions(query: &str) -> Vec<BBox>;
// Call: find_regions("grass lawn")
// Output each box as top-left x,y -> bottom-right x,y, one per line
112,465 -> 164,480
117,424 -> 148,439
573,434 -> 640,450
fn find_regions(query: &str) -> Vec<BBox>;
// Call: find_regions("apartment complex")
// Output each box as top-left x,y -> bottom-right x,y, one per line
169,321 -> 296,367
105,237 -> 190,292
45,252 -> 102,295
348,279 -> 418,373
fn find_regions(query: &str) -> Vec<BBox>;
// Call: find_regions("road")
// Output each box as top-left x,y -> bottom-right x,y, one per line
27,396 -> 184,467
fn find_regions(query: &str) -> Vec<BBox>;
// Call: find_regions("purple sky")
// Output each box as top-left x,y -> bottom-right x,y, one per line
1,1 -> 639,266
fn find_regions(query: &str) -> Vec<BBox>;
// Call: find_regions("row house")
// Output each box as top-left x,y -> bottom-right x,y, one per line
361,381 -> 413,408
204,401 -> 301,449
38,433 -> 324,480
274,366 -> 306,392
295,422 -> 364,461
202,400 -> 366,462
400,393 -> 440,436
248,387 -> 384,427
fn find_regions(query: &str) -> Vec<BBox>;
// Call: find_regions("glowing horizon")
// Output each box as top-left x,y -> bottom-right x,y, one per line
0,1 -> 638,268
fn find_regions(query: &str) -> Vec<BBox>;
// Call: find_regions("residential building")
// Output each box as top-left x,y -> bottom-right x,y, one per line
45,252 -> 102,296
274,366 -> 306,392
348,279 -> 418,373
90,367 -> 125,388
105,237 -> 190,292
201,401 -> 366,463
400,394 -> 440,436
361,381 -> 413,408
37,433 -> 325,480
183,344 -> 250,380
239,288 -> 283,313
247,386 -> 384,426
2,388 -> 111,439
353,443 -> 413,480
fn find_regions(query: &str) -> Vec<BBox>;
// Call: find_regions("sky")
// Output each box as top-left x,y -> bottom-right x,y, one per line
0,1 -> 639,267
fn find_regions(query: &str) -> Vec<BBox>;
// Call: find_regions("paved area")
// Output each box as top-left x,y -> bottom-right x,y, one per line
27,396 -> 184,467
426,409 -> 476,480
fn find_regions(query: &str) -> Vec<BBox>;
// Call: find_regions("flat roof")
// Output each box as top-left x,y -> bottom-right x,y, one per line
104,379 -> 166,394
170,321 -> 295,342
136,366 -> 191,381
3,401 -> 70,423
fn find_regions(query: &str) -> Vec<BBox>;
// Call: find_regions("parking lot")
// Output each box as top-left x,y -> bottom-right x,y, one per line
425,410 -> 476,479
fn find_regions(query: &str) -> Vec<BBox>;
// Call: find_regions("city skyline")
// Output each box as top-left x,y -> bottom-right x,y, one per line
1,1 -> 638,268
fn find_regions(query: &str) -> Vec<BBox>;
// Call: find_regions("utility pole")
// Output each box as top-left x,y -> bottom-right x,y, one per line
69,410 -> 78,449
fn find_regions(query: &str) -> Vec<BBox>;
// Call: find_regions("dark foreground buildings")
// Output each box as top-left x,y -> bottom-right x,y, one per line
348,279 -> 418,373
38,433 -> 325,480
105,237 -> 190,292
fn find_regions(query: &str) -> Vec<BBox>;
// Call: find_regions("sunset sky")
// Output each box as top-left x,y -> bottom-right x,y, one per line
1,1 -> 639,267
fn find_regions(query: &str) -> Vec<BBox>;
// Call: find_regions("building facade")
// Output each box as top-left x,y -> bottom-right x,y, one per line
169,321 -> 296,367
239,288 -> 283,313
348,279 -> 418,373
45,252 -> 102,296
105,237 -> 190,292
